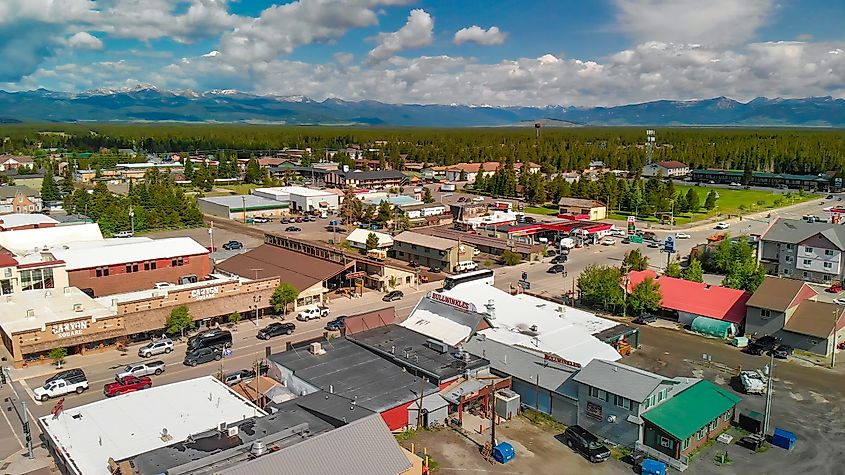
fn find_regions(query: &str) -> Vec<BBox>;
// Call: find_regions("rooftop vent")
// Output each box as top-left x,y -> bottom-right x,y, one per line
63,287 -> 72,295
309,342 -> 326,356
485,299 -> 496,320
160,428 -> 172,442
426,339 -> 448,354
26,309 -> 35,319
73,303 -> 84,312
250,440 -> 268,457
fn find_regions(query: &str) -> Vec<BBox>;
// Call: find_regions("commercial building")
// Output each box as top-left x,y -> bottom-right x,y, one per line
0,185 -> 41,213
268,164 -> 332,184
413,225 -> 543,260
557,198 -> 607,221
444,162 -> 541,183
345,228 -> 394,250
197,195 -> 289,220
0,222 -> 103,255
745,276 -> 844,356
691,169 -> 830,190
640,380 -> 741,469
758,217 -> 845,284
641,161 -> 690,178
393,231 -> 475,271
0,276 -> 278,366
0,213 -> 58,231
626,270 -> 751,338
0,251 -> 70,296
325,169 -> 407,189
253,186 -> 340,213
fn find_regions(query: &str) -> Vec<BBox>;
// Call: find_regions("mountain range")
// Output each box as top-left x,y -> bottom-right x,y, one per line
1,85 -> 843,127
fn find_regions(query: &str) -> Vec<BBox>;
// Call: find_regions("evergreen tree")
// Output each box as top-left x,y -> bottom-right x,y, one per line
365,232 -> 380,250
664,261 -> 682,278
376,200 -> 394,224
422,187 -> 434,203
704,190 -> 718,210
628,277 -> 662,317
682,259 -> 704,282
685,188 -> 700,213
244,157 -> 263,184
40,168 -> 61,201
62,161 -> 75,194
183,157 -> 194,181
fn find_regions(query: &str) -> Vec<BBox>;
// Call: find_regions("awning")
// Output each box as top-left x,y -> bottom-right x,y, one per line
691,316 -> 733,339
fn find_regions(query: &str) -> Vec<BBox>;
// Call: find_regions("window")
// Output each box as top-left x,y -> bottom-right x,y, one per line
144,260 -> 157,271
785,255 -> 792,263
171,257 -> 184,267
805,247 -> 814,253
660,436 -> 673,448
0,279 -> 12,295
410,244 -> 417,250
681,437 -> 691,451
20,268 -> 54,291
125,263 -> 139,273
723,411 -> 731,422
783,268 -> 791,276
657,389 -> 665,402
96,266 -> 109,277
803,271 -> 809,279
589,387 -> 607,401
697,428 -> 706,440
615,395 -> 632,410
803,259 -> 812,266
824,262 -> 833,269
709,420 -> 718,431
761,309 -> 771,319
825,249 -> 835,256
786,244 -> 794,250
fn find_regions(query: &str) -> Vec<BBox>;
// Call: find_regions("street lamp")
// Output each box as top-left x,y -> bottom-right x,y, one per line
251,295 -> 262,326
129,207 -> 135,235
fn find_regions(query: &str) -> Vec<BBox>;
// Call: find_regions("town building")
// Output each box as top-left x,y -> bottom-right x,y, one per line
626,270 -> 751,338
759,218 -> 845,284
444,162 -> 541,183
361,193 -> 422,208
325,170 -> 406,189
413,226 -> 543,260
449,202 -> 487,221
640,380 -> 741,469
0,222 -> 103,255
0,251 -> 69,296
345,228 -> 394,251
691,169 -> 830,191
253,186 -> 340,213
268,163 -> 332,185
557,198 -> 607,221
745,276 -> 844,356
392,231 -> 475,271
395,203 -> 451,227
641,161 -> 690,178
0,213 -> 58,231
197,194 -> 290,220
0,155 -> 34,172
0,185 -> 42,213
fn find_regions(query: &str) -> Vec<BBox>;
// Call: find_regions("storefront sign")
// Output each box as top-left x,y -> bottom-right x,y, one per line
190,286 -> 220,301
429,292 -> 474,311
543,352 -> 582,369
52,320 -> 89,338
586,402 -> 603,421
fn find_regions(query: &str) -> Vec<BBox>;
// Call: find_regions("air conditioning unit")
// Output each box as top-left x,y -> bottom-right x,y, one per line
73,303 -> 84,312
227,426 -> 239,438
309,342 -> 326,356
426,339 -> 448,354
607,414 -> 617,423
217,422 -> 227,432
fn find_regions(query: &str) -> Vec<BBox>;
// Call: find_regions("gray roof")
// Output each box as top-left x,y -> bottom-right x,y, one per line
333,170 -> 406,180
0,185 -> 39,199
463,335 -> 579,398
269,338 -> 439,412
216,414 -> 411,475
558,197 -> 604,208
394,231 -> 457,251
572,359 -> 676,403
198,194 -> 287,210
348,324 -> 489,383
762,218 -> 845,250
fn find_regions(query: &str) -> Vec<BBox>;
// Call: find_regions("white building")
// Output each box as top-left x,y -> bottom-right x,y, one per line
0,222 -> 103,255
39,377 -> 264,475
641,161 -> 690,178
345,228 -> 394,250
253,186 -> 340,213
0,213 -> 59,231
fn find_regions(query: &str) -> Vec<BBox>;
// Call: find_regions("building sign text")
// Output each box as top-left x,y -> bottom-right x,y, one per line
190,286 -> 220,301
428,292 -> 477,312
52,320 -> 89,339
543,352 -> 582,369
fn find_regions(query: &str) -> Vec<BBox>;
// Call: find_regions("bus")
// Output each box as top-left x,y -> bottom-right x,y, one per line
442,269 -> 494,290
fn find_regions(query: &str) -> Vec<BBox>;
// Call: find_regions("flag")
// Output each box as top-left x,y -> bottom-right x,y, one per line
52,398 -> 65,419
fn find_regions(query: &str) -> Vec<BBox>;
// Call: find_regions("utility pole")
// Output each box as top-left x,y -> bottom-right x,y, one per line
762,351 -> 775,436
208,221 -> 215,254
129,206 -> 135,235
242,196 -> 247,223
3,368 -> 33,459
832,309 -> 839,369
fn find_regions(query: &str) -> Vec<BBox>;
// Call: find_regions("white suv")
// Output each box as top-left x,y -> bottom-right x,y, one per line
715,222 -> 730,230
138,338 -> 174,358
296,307 -> 329,321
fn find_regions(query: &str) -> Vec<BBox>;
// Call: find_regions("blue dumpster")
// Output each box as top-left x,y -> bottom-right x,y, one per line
772,428 -> 796,450
492,442 -> 515,464
641,459 -> 667,475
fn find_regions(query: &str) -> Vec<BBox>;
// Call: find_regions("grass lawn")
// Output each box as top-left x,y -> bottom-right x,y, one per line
523,205 -> 559,216
219,183 -> 261,195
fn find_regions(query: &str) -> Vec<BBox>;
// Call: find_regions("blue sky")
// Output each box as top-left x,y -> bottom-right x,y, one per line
1,0 -> 844,106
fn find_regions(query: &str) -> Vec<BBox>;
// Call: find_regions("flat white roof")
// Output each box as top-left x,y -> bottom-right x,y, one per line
0,213 -> 59,228
39,377 -> 265,475
439,285 -> 621,366
463,211 -> 520,226
0,287 -> 115,334
276,186 -> 336,197
198,194 -> 287,209
0,223 -> 103,255
400,309 -> 472,346
48,237 -> 208,270
345,228 -> 394,247
95,275 -> 242,306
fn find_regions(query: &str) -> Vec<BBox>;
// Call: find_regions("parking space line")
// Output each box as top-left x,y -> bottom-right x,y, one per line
0,403 -> 23,450
18,380 -> 40,406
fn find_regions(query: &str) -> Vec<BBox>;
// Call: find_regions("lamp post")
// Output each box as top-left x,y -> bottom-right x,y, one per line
129,207 -> 135,235
252,295 -> 262,326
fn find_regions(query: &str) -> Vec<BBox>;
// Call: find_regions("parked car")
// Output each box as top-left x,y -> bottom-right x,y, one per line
744,335 -> 782,356
826,194 -> 834,199
223,369 -> 256,386
552,254 -> 568,264
715,222 -> 730,230
113,230 -> 134,238
325,316 -> 347,332
408,260 -> 420,268
295,216 -> 304,223
184,346 -> 223,366
769,344 -> 794,359
633,314 -> 658,324
729,182 -> 741,187
154,282 -> 175,289
471,196 -> 484,202
285,226 -> 302,232
547,264 -> 566,274
187,329 -> 233,351
252,216 -> 271,223
115,361 -> 165,380
562,426 -> 611,463
429,266 -> 442,273
740,370 -> 767,395
546,249 -> 558,257
104,376 -> 152,397
647,241 -> 660,248
383,290 -> 404,302
826,282 -> 843,293
601,238 -> 616,246
257,322 -> 296,339
34,370 -> 89,401
296,306 -> 330,321
675,232 -> 691,239
138,338 -> 174,358
833,298 -> 845,306
222,240 -> 243,250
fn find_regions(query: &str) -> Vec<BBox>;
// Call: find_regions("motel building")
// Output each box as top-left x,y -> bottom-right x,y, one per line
0,276 -> 279,367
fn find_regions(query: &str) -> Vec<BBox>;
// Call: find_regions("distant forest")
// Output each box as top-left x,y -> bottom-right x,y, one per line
2,124 -> 845,175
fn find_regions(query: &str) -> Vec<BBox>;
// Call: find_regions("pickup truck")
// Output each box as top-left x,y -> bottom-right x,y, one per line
104,376 -> 152,397
34,374 -> 89,401
115,361 -> 165,381
296,306 -> 329,321
739,370 -> 767,395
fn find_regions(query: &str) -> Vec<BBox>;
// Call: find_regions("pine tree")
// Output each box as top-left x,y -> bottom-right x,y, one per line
704,190 -> 718,210
685,188 -> 700,213
244,157 -> 262,184
40,168 -> 61,201
183,157 -> 194,181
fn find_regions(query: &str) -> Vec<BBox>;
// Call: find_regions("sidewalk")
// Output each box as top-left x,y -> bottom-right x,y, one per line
1,446 -> 54,475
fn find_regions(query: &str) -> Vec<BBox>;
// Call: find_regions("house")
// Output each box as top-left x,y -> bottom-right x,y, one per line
640,380 -> 741,468
572,359 -> 691,446
758,218 -> 845,284
345,228 -> 394,250
325,170 -> 406,189
745,276 -> 844,356
0,155 -> 34,172
0,186 -> 42,214
642,161 -> 690,178
444,162 -> 541,183
557,198 -> 607,221
392,231 -> 475,272
626,270 -> 751,338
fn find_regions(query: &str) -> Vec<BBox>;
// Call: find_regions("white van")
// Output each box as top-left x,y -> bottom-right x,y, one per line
559,237 -> 576,250
454,261 -> 478,273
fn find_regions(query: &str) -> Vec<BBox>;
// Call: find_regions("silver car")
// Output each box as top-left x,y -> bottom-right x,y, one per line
138,338 -> 174,358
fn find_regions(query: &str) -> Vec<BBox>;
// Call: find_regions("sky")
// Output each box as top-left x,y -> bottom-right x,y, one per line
1,0 -> 844,107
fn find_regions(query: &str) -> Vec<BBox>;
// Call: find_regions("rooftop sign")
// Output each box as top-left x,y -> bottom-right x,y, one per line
427,291 -> 477,313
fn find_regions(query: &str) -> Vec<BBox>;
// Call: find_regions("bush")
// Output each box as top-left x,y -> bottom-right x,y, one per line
500,250 -> 522,266
49,347 -> 68,365
228,312 -> 242,325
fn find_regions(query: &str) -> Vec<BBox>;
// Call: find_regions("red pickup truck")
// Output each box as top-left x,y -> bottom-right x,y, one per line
104,376 -> 152,397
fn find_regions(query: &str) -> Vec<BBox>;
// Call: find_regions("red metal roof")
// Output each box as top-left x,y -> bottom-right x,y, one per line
0,253 -> 18,268
626,270 -> 750,324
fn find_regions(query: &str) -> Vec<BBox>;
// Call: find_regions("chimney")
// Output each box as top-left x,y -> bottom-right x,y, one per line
63,287 -> 72,295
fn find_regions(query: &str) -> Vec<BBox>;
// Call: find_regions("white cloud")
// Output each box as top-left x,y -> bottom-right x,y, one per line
93,0 -> 240,43
67,32 -> 103,49
614,0 -> 774,45
367,9 -> 434,63
453,25 -> 506,45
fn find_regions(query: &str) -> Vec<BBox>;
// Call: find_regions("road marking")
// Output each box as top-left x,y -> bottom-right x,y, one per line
0,402 -> 23,449
19,380 -> 40,406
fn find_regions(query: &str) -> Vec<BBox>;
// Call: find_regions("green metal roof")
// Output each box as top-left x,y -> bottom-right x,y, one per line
642,380 -> 741,440
691,169 -> 829,182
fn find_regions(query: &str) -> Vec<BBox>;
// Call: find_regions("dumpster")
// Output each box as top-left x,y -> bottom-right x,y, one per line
492,442 -> 515,464
772,428 -> 796,450
737,409 -> 763,434
641,459 -> 667,475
